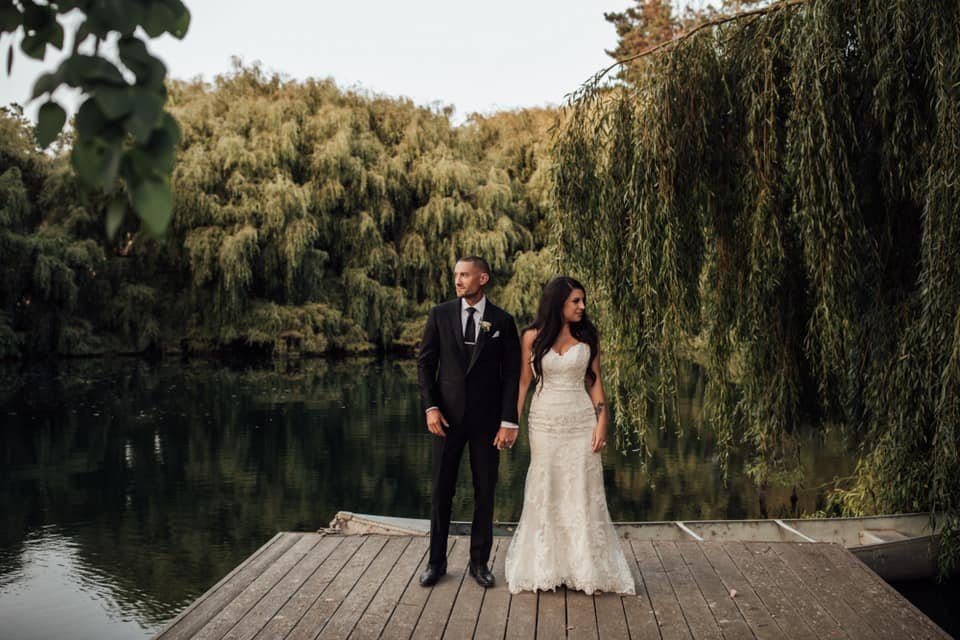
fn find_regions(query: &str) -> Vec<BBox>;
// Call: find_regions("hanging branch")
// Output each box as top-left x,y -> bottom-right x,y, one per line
591,0 -> 808,85
552,0 -> 960,577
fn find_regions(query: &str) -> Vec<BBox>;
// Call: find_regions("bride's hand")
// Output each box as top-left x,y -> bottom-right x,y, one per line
591,423 -> 608,453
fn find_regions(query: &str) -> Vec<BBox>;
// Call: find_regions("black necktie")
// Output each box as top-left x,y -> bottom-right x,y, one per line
464,307 -> 477,354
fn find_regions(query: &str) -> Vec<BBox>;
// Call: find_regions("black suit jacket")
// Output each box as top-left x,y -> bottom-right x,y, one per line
417,298 -> 521,430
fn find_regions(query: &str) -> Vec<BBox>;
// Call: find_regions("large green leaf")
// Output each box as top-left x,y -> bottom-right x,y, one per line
131,175 -> 174,235
62,55 -> 125,87
145,124 -> 177,172
36,101 -> 66,148
142,2 -> 176,38
71,134 -> 121,191
31,71 -> 61,99
20,33 -> 46,59
118,36 -> 151,78
124,89 -> 165,142
0,3 -> 21,33
21,2 -> 50,30
118,36 -> 167,89
75,98 -> 109,136
158,112 -> 182,146
47,19 -> 64,49
123,147 -> 163,177
165,0 -> 191,39
93,86 -> 134,120
106,196 -> 126,240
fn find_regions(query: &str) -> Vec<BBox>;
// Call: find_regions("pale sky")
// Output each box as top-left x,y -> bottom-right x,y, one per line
0,0 -> 638,125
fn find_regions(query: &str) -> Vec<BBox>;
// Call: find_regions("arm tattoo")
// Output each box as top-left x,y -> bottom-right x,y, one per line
594,402 -> 605,419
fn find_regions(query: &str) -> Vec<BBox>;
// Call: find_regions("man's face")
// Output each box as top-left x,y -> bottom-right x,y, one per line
454,261 -> 488,299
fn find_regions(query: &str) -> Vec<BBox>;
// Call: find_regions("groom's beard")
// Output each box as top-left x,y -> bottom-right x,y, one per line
458,288 -> 481,299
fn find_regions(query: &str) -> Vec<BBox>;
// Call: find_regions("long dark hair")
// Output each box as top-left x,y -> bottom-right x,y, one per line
525,276 -> 599,390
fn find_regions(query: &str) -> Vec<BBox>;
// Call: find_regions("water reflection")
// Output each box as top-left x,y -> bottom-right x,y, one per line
0,357 -> 853,638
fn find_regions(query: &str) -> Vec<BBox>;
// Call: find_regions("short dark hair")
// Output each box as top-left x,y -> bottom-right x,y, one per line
457,256 -> 490,275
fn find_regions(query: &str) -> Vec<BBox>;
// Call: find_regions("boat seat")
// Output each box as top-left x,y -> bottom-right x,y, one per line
859,528 -> 909,544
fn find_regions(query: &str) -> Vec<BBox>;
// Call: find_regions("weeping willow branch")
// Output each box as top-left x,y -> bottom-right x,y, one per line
591,0 -> 808,85
553,0 -> 960,576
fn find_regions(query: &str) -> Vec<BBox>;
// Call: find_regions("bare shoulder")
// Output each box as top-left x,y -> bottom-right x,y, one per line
521,327 -> 538,347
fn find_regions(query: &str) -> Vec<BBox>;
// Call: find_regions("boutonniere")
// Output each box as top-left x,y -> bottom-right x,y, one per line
479,320 -> 493,333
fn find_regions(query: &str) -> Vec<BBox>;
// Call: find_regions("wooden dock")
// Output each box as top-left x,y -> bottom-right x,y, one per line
155,533 -> 950,639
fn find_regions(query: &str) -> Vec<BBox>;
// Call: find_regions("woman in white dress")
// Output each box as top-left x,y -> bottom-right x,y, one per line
505,276 -> 635,595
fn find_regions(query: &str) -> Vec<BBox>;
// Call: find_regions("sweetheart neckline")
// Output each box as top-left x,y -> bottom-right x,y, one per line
551,341 -> 585,357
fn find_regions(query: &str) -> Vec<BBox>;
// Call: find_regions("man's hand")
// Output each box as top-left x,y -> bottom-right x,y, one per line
426,408 -> 449,437
493,427 -> 519,450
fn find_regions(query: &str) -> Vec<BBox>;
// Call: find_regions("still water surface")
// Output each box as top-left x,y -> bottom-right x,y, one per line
0,357 -> 953,638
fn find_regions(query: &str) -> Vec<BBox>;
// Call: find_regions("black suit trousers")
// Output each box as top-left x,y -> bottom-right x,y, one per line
429,418 -> 499,566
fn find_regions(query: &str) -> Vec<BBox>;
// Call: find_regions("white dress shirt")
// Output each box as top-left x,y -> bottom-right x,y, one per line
426,295 -> 518,429
461,295 -> 486,343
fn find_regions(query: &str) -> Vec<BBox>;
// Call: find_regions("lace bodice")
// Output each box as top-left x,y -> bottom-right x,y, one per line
528,342 -> 595,434
536,342 -> 591,392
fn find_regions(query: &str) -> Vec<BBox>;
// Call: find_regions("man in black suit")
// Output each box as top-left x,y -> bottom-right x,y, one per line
416,256 -> 521,588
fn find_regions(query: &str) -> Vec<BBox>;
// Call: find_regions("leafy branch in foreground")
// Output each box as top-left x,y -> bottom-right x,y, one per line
1,0 -> 190,237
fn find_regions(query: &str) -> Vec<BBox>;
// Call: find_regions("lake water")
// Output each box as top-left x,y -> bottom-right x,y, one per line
0,357 -> 954,638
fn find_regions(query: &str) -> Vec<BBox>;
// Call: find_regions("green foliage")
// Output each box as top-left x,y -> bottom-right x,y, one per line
1,0 -> 190,236
0,65 -> 558,357
555,0 -> 960,572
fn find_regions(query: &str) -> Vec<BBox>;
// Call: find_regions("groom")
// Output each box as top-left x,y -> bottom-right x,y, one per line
416,256 -> 521,588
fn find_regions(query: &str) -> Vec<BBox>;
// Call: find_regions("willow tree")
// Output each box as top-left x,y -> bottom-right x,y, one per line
1,61 -> 559,357
554,0 -> 959,570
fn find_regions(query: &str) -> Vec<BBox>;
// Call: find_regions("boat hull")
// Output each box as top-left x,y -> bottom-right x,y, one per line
328,511 -> 949,582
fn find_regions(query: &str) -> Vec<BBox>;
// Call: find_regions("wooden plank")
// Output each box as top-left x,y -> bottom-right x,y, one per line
594,591 -> 629,640
222,535 -> 342,640
674,542 -> 753,640
803,543 -> 950,640
798,544 -> 903,639
348,537 -> 429,640
161,532 -> 302,640
620,539 -> 661,640
720,542 -> 820,640
818,544 -> 950,639
698,542 -> 783,640
536,587 -> 566,639
195,533 -> 324,640
410,535 -> 472,638
769,543 -> 876,640
253,535 -> 366,639
317,536 -> 411,640
443,538 -> 502,639
566,588 -> 598,640
632,540 -> 692,640
474,537 -> 511,640
654,541 -> 722,640
156,532 -> 286,639
380,537 -> 458,639
742,543 -> 847,640
285,535 -> 388,639
504,590 -> 538,640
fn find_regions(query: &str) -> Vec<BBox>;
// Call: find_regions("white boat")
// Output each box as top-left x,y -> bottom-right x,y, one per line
328,511 -> 946,582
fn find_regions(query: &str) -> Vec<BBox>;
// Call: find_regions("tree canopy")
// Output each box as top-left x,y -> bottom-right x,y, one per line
0,64 -> 557,357
554,0 -> 960,572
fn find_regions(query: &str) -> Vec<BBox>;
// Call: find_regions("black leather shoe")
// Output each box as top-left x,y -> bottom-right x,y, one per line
469,562 -> 495,588
419,561 -> 446,587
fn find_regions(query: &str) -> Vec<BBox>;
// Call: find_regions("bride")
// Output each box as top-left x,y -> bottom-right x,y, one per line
504,276 -> 635,595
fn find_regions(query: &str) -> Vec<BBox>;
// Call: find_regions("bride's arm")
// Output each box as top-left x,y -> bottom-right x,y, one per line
588,347 -> 608,452
516,329 -> 536,425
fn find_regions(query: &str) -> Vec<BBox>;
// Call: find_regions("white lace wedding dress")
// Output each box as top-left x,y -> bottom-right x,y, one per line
504,342 -> 636,595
